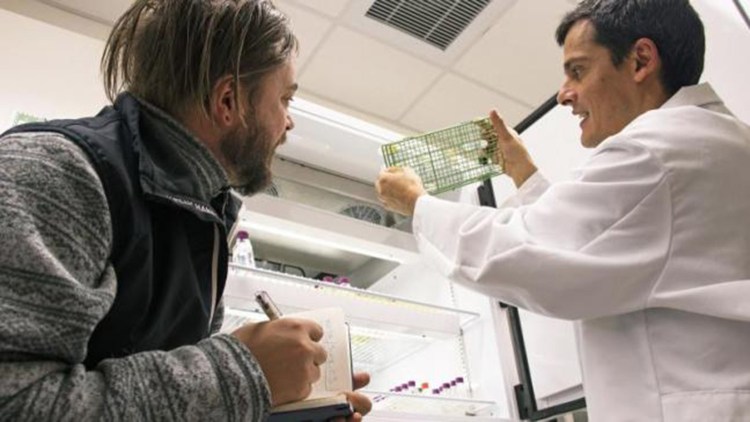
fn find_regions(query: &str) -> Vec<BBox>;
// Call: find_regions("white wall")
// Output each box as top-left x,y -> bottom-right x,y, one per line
0,8 -> 106,131
694,0 -> 750,123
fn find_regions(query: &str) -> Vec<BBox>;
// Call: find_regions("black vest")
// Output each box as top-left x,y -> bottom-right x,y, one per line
3,94 -> 241,368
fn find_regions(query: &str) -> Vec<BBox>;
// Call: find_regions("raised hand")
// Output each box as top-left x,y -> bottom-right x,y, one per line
489,109 -> 538,188
375,166 -> 427,216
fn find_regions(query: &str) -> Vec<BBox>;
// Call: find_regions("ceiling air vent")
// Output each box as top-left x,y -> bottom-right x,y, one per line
365,0 -> 493,50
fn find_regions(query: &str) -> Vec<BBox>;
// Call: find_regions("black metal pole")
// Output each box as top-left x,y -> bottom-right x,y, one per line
734,0 -> 750,32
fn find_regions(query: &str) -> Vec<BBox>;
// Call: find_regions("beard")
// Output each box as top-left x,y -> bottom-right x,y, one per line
220,114 -> 281,196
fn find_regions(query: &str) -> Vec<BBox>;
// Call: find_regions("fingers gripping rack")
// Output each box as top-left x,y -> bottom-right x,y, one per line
380,118 -> 502,195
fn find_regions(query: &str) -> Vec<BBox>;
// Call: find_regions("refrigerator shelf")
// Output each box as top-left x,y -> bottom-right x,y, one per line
224,265 -> 480,338
232,193 -> 422,288
349,325 -> 433,374
221,307 -> 266,331
221,307 -> 433,375
365,390 -> 497,418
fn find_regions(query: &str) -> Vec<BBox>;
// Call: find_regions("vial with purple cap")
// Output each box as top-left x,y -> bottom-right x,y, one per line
232,230 -> 255,268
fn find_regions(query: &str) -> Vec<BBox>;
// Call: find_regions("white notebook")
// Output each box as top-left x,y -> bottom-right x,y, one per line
269,307 -> 353,420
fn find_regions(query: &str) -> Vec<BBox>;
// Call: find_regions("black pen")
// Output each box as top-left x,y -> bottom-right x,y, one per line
255,290 -> 282,320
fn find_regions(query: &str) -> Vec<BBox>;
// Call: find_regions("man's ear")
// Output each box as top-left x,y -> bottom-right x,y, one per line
631,37 -> 661,83
210,75 -> 241,129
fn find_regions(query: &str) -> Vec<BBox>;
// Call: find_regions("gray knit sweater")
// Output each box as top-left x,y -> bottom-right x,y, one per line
0,111 -> 270,420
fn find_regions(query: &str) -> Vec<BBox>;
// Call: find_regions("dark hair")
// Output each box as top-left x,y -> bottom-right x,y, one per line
555,0 -> 705,96
102,0 -> 297,117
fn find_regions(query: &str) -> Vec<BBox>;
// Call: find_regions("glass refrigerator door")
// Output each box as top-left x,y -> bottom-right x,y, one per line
475,95 -> 591,420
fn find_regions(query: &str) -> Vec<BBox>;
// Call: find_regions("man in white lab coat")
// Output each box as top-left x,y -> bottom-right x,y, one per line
377,0 -> 750,420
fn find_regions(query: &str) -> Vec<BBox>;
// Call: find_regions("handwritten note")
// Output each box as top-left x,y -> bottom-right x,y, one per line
284,307 -> 352,399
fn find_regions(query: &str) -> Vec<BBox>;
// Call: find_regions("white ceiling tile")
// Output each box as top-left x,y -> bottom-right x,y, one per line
19,0 -> 580,150
401,74 -> 532,132
275,2 -> 333,69
455,0 -> 573,107
299,26 -> 442,121
280,0 -> 351,18
45,0 -> 131,24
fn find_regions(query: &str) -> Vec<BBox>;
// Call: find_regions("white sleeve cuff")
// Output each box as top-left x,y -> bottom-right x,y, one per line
500,171 -> 550,207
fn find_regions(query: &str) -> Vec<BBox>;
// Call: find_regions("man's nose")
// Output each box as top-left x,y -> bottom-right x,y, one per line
286,114 -> 295,131
557,85 -> 576,107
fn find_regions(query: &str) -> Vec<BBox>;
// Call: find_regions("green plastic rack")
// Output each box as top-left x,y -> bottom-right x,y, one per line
381,117 -> 502,195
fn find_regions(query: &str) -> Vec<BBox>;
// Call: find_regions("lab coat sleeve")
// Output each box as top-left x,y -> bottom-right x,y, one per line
413,138 -> 672,320
499,171 -> 551,208
0,133 -> 270,420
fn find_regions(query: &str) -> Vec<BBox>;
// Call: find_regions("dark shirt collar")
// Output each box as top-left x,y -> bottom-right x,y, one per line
120,93 -> 229,204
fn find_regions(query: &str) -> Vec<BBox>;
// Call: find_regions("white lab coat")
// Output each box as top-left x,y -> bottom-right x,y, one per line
413,83 -> 750,421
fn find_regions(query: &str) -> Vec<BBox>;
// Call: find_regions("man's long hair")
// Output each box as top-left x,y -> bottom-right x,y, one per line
102,0 -> 297,117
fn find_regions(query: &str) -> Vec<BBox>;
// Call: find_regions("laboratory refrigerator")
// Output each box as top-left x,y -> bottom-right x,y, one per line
219,96 -> 590,421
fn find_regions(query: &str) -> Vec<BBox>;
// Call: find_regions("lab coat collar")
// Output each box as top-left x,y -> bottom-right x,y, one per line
661,82 -> 723,110
594,83 -> 727,152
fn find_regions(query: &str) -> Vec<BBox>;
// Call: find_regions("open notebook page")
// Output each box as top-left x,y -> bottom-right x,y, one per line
284,307 -> 352,400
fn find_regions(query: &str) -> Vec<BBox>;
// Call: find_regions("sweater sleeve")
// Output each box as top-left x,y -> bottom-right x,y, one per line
0,132 -> 270,421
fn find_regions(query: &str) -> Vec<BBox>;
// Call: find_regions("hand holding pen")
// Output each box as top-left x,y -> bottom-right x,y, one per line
249,291 -> 372,420
255,290 -> 282,320
230,290 -> 327,406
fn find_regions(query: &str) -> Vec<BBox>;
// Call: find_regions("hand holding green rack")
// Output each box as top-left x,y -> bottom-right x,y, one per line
380,117 -> 503,195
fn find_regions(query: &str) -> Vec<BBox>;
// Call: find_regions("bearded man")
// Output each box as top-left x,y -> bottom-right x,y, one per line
0,1 -> 369,420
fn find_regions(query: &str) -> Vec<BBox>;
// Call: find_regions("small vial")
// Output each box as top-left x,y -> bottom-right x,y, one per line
420,382 -> 430,394
407,380 -> 416,394
232,231 -> 256,268
442,382 -> 452,397
455,377 -> 466,397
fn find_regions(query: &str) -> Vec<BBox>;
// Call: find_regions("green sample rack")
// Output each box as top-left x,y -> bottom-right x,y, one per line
381,117 -> 503,195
